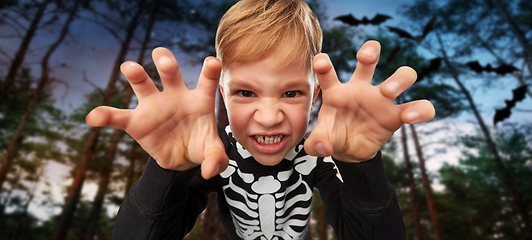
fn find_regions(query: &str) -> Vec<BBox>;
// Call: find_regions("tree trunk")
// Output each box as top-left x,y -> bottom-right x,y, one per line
484,0 -> 532,66
52,1 -> 146,239
199,193 -> 228,240
124,141 -> 137,197
10,166 -> 44,240
410,124 -> 443,240
400,124 -> 423,240
318,199 -> 327,240
467,214 -> 478,240
0,0 -> 50,107
0,0 -> 79,193
80,129 -> 122,240
436,32 -> 532,239
80,4 -> 157,239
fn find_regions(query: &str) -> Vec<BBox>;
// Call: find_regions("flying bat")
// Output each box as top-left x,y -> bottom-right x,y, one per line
386,15 -> 437,43
494,84 -> 529,125
465,60 -> 519,76
334,13 -> 392,26
417,57 -> 443,82
376,45 -> 402,71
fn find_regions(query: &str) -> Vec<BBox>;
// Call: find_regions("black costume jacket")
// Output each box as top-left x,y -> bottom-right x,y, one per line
112,127 -> 406,240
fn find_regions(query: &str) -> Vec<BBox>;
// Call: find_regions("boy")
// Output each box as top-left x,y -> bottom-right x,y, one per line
86,0 -> 435,239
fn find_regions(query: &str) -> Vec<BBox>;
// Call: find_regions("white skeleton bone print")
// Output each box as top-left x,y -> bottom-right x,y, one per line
220,128 -> 323,240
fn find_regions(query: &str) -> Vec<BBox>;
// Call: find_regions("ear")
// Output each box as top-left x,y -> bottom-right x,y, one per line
220,84 -> 226,103
312,84 -> 320,107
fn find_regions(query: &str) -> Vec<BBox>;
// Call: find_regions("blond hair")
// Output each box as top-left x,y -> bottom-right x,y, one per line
216,0 -> 322,73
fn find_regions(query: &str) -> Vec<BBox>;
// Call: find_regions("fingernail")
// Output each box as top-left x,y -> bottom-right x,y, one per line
315,55 -> 330,66
387,81 -> 400,95
358,47 -> 376,59
407,111 -> 420,123
203,57 -> 216,71
158,55 -> 172,65
316,142 -> 327,156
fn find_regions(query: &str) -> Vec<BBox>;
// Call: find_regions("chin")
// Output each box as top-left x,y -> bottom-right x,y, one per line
252,153 -> 286,166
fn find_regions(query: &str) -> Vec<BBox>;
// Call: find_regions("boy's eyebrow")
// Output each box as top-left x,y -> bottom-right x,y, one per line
228,77 -> 311,90
283,79 -> 312,89
227,78 -> 255,89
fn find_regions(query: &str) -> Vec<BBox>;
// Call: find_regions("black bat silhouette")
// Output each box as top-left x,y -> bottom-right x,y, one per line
386,15 -> 437,43
334,13 -> 392,26
376,45 -> 402,71
494,84 -> 529,125
417,58 -> 443,82
465,60 -> 519,76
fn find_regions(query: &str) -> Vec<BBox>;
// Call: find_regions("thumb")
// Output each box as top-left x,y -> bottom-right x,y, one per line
200,147 -> 229,179
196,57 -> 223,96
304,123 -> 334,157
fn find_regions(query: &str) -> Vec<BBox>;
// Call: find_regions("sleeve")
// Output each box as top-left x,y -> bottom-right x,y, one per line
112,157 -> 214,240
314,151 -> 406,240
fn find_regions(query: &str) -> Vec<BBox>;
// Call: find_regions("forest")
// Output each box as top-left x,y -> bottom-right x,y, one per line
0,0 -> 531,239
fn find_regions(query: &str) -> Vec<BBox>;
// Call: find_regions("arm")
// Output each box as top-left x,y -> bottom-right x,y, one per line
339,153 -> 405,239
304,40 -> 435,162
113,159 -> 209,239
86,48 -> 228,179
307,41 -> 435,239
86,48 -> 229,238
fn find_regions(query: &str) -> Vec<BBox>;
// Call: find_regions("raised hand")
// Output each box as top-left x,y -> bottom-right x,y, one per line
86,48 -> 228,179
304,40 -> 435,162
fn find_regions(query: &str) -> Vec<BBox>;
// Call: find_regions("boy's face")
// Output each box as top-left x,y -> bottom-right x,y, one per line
221,54 -> 320,166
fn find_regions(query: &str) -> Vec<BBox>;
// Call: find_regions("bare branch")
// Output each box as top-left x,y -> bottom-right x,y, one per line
51,78 -> 71,102
82,71 -> 105,98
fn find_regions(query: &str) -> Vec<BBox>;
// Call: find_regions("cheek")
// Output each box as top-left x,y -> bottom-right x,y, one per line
287,104 -> 311,136
226,103 -> 253,137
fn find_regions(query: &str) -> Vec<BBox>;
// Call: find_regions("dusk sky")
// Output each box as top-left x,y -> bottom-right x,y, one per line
1,0 -> 530,222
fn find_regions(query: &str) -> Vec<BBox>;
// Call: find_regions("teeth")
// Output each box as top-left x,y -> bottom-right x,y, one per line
254,135 -> 284,144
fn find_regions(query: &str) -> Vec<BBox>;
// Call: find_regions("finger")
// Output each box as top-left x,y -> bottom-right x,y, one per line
304,125 -> 334,157
152,47 -> 185,90
196,57 -> 223,95
121,61 -> 159,99
86,106 -> 132,130
200,148 -> 229,179
399,99 -> 436,124
352,40 -> 381,83
380,66 -> 417,100
312,53 -> 340,91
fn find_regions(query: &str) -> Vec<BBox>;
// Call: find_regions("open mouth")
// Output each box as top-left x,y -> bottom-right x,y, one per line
254,135 -> 284,145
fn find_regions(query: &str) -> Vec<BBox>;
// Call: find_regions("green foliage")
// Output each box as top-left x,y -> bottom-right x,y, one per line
438,123 -> 532,239
0,0 -> 530,238
0,200 -> 116,240
322,25 -> 358,83
408,83 -> 465,119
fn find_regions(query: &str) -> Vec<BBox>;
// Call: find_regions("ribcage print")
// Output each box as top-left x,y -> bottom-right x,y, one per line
219,141 -> 317,240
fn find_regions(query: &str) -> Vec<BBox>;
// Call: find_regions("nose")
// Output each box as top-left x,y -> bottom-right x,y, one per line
254,99 -> 284,128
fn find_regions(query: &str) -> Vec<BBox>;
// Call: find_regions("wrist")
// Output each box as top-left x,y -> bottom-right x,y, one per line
332,151 -> 377,163
172,162 -> 201,171
155,159 -> 200,172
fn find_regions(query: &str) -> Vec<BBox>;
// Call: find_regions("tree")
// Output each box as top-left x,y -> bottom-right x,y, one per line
0,0 -> 51,107
80,2 -> 158,238
399,0 -> 532,237
400,121 -> 423,240
52,1 -> 147,239
439,123 -> 532,239
0,0 -> 80,194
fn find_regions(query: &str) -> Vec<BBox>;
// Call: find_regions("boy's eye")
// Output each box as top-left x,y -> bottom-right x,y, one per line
283,91 -> 301,98
237,90 -> 256,97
